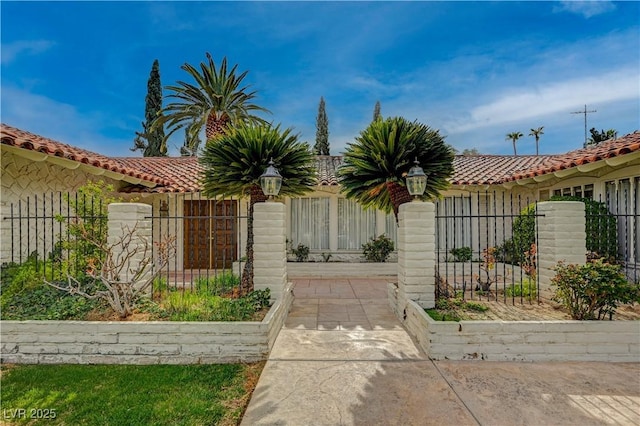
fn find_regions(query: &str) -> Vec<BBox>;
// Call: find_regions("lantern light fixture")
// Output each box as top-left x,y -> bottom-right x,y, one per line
259,158 -> 282,200
406,158 -> 427,199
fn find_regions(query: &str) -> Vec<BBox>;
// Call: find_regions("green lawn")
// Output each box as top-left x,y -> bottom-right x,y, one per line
0,363 -> 263,425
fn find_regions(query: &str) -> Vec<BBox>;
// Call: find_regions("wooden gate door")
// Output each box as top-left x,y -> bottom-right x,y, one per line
184,200 -> 238,269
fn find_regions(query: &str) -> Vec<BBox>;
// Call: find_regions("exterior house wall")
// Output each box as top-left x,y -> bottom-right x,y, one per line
284,187 -> 398,262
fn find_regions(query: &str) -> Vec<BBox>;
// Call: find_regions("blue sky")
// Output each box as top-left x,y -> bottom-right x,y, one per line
1,1 -> 638,157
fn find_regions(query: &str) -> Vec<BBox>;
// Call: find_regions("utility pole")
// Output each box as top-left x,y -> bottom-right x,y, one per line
571,104 -> 596,148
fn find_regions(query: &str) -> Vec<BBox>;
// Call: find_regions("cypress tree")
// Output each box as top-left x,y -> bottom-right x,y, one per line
314,97 -> 330,155
132,59 -> 166,156
373,100 -> 381,122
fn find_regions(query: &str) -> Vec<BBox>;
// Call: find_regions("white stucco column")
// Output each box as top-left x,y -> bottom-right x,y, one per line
397,201 -> 436,311
107,203 -> 152,290
253,202 -> 287,301
537,201 -> 586,294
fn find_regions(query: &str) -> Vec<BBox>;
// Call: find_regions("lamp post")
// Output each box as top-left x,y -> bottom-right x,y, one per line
259,158 -> 282,200
406,158 -> 427,200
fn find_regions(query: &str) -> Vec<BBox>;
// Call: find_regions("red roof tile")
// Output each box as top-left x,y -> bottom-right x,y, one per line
0,124 -> 168,186
3,124 -> 639,192
115,157 -> 203,193
450,155 -> 556,185
506,131 -> 640,181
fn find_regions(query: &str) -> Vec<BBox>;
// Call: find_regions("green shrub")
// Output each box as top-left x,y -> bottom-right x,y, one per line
449,246 -> 472,262
1,253 -> 65,308
291,243 -> 310,262
505,278 -> 538,301
362,234 -> 394,262
1,283 -> 103,320
551,260 -> 639,320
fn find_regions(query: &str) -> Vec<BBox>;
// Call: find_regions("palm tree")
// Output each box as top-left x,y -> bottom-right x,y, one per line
338,117 -> 454,221
529,127 -> 544,156
154,52 -> 270,146
201,123 -> 316,294
506,131 -> 523,155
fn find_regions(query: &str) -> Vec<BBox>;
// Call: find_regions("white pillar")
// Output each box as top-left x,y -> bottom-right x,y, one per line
537,201 -> 586,294
253,202 -> 287,301
107,203 -> 152,289
397,201 -> 436,311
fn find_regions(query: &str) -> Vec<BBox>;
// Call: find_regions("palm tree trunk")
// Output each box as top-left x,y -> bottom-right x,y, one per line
240,184 -> 268,296
512,140 -> 517,156
535,137 -> 539,156
205,114 -> 230,140
386,181 -> 413,222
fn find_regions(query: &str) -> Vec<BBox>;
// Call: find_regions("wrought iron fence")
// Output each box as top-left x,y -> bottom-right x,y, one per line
1,192 -> 107,281
1,192 -> 249,298
435,191 -> 541,304
600,186 -> 639,284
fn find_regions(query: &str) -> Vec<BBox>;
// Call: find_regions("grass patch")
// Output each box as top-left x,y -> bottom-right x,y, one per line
0,363 -> 264,425
425,297 -> 489,321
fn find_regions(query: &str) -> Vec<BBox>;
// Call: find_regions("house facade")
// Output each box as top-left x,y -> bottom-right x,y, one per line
2,124 -> 639,272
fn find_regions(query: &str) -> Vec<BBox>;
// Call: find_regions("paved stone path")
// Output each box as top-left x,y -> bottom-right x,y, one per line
242,278 -> 640,426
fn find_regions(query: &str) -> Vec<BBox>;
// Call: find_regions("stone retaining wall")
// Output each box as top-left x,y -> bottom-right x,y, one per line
1,283 -> 293,365
402,299 -> 640,362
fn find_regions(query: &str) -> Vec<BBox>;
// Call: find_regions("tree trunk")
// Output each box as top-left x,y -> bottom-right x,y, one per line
535,138 -> 539,156
386,181 -> 413,222
206,114 -> 229,140
512,140 -> 517,156
240,184 -> 268,296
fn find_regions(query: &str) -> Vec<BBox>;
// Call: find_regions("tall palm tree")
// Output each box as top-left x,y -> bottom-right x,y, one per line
201,123 -> 316,294
506,131 -> 523,155
529,126 -> 544,156
154,52 -> 270,146
338,117 -> 454,221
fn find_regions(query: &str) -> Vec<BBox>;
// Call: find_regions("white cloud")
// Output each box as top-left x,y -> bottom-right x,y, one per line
0,86 -> 134,156
1,40 -> 55,65
444,68 -> 639,134
553,1 -> 616,18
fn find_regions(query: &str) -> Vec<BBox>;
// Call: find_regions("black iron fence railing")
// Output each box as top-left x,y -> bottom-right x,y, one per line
435,191 -> 541,304
1,192 -> 249,298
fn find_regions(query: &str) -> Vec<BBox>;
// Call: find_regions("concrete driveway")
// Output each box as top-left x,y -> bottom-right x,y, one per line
242,278 -> 640,426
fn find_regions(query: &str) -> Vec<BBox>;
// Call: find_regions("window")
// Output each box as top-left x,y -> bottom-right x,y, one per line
552,184 -> 593,199
290,198 -> 330,250
338,198 -> 376,250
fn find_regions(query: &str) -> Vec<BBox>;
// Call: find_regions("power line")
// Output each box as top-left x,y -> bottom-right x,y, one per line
570,104 -> 597,148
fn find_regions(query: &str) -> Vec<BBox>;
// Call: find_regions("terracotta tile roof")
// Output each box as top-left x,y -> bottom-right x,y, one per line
506,131 -> 640,182
3,124 -> 639,192
115,157 -> 203,193
0,123 -> 168,186
450,155 -> 556,185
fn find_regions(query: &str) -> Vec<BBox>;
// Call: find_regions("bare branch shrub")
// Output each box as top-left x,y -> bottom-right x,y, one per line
46,221 -> 176,318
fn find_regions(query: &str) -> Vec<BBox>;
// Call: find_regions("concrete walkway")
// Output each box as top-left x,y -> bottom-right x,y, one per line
242,278 -> 640,426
